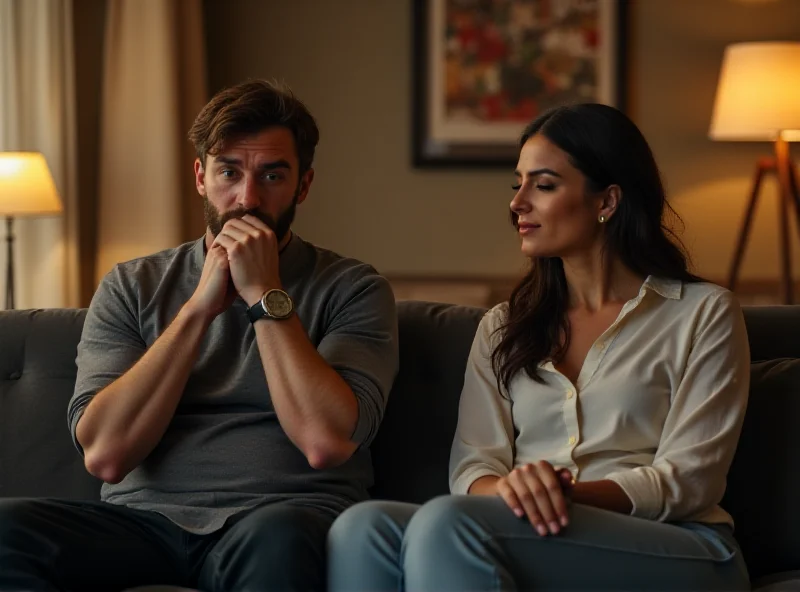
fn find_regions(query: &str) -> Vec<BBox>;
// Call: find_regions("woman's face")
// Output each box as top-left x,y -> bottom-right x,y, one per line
510,133 -> 608,260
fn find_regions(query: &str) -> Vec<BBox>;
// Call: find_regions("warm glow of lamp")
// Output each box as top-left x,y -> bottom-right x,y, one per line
0,152 -> 62,216
0,152 -> 63,309
709,42 -> 800,303
710,42 -> 800,142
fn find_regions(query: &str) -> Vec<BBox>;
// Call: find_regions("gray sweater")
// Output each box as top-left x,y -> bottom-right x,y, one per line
69,234 -> 399,534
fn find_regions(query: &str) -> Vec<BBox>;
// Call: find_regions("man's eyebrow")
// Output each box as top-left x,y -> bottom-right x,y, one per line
513,167 -> 562,178
214,156 -> 292,170
215,156 -> 242,166
257,159 -> 292,171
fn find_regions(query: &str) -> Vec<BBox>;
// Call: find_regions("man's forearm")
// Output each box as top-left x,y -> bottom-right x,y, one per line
253,315 -> 358,469
76,303 -> 211,483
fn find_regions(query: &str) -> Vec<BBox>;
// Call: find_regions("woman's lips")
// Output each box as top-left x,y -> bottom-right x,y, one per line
518,223 -> 541,234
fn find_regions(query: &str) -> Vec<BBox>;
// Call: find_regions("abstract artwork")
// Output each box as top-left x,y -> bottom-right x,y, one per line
412,0 -> 628,167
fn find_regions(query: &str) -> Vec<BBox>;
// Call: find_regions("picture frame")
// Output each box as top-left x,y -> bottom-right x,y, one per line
412,0 -> 629,168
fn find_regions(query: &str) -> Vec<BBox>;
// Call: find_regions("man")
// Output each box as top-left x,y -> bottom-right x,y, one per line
0,80 -> 398,590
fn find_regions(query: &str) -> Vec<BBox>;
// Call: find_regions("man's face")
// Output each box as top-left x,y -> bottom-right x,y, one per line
202,193 -> 298,242
194,126 -> 313,243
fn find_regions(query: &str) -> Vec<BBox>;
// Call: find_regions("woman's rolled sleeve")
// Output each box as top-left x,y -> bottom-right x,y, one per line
606,290 -> 750,521
449,308 -> 516,495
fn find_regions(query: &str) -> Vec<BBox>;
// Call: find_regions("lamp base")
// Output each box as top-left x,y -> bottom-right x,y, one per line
728,138 -> 800,304
5,217 -> 13,310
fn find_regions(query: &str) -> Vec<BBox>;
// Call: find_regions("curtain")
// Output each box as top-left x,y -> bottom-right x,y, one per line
0,0 -> 79,308
95,0 -> 207,284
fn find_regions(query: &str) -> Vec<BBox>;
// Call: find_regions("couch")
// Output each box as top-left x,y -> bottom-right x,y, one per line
1,302 -> 799,590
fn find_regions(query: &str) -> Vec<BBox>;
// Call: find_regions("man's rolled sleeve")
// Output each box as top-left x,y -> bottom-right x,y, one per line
316,272 -> 398,448
67,267 -> 146,455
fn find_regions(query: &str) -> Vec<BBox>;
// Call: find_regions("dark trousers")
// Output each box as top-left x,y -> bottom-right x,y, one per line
0,497 -> 336,592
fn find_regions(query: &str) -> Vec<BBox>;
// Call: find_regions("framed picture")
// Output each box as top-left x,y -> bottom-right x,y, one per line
412,0 -> 629,168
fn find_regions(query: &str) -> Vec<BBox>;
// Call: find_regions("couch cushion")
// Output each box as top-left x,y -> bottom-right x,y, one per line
743,306 -> 800,361
369,301 -> 486,504
752,570 -> 800,592
722,358 -> 800,581
0,309 -> 101,499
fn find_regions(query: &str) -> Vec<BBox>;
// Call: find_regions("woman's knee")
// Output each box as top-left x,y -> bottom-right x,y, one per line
407,494 -> 488,533
328,500 -> 414,552
404,495 -> 493,554
327,501 -> 417,592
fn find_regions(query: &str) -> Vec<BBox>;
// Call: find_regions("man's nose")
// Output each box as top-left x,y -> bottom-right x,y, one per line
238,179 -> 260,209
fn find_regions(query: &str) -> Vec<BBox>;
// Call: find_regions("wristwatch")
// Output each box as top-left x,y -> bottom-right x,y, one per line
246,289 -> 294,323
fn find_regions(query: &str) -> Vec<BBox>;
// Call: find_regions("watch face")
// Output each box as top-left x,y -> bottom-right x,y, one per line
264,290 -> 293,318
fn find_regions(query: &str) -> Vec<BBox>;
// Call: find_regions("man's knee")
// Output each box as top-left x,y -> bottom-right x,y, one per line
233,504 -> 332,554
0,499 -> 37,544
207,504 -> 333,590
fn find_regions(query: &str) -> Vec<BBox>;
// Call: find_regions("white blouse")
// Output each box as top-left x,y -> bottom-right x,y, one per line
449,277 -> 750,525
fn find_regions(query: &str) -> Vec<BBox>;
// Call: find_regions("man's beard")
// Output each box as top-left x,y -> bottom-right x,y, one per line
204,193 -> 298,243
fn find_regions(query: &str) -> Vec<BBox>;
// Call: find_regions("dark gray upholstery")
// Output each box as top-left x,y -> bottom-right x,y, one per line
369,301 -> 486,503
742,306 -> 800,361
1,302 -> 799,589
723,358 -> 800,582
0,309 -> 99,500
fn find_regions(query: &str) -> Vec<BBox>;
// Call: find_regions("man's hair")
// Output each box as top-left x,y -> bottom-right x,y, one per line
188,79 -> 319,177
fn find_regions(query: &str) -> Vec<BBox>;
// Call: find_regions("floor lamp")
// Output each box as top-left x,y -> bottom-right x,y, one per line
709,42 -> 800,304
0,152 -> 62,310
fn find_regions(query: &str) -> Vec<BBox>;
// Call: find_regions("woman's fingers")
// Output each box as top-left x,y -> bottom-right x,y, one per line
504,471 -> 549,536
558,467 -> 575,489
496,477 -> 524,519
498,463 -> 572,535
535,462 -> 570,528
520,463 -> 563,534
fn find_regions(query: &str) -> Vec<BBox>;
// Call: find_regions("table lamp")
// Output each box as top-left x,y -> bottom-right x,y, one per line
709,41 -> 800,304
0,152 -> 63,309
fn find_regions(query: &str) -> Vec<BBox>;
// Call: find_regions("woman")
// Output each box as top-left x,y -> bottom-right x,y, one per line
327,104 -> 751,591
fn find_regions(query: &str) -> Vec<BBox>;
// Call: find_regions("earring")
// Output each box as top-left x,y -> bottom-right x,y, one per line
598,215 -> 606,223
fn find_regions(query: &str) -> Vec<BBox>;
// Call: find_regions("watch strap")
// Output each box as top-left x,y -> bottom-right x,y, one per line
246,298 -> 268,323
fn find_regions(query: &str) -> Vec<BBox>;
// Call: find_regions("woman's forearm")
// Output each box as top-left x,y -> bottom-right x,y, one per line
570,480 -> 633,514
469,474 -> 633,515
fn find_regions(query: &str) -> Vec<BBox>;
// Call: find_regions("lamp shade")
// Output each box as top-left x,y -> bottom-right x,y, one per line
0,152 -> 62,216
709,42 -> 800,141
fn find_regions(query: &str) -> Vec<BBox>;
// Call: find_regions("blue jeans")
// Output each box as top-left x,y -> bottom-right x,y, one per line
328,495 -> 750,591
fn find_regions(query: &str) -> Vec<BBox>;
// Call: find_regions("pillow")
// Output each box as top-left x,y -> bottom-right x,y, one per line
722,358 -> 800,581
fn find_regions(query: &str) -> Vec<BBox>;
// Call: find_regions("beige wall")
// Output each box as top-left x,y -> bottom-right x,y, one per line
204,0 -> 800,281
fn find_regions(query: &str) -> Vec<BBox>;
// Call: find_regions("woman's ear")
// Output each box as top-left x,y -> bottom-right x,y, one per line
598,185 -> 622,222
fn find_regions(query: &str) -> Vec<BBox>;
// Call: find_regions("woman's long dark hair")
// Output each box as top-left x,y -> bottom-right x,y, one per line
491,103 -> 700,393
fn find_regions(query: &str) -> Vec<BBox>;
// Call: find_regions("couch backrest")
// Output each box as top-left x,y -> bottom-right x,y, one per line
0,308 -> 100,500
369,301 -> 486,503
1,303 -> 799,579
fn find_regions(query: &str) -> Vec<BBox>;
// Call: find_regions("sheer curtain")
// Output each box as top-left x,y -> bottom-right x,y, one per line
95,0 -> 207,284
0,0 -> 79,308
